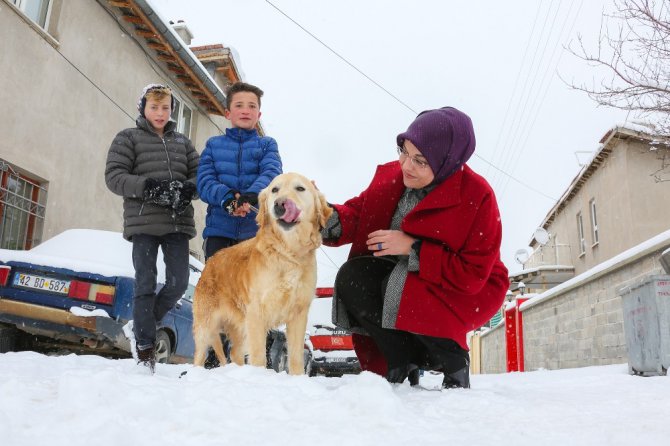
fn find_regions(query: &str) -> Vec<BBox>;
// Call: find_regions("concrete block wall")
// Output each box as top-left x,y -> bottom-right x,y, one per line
479,250 -> 665,372
479,323 -> 506,374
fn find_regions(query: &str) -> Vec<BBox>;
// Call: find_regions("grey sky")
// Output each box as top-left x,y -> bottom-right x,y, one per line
152,0 -> 632,285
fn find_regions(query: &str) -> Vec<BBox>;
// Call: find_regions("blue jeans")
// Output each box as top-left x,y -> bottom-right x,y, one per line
131,233 -> 189,349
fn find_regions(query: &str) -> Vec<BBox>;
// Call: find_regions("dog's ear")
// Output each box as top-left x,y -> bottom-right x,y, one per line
315,189 -> 333,229
256,189 -> 269,229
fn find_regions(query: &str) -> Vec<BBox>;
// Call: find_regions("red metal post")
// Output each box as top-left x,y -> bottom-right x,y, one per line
505,297 -> 529,372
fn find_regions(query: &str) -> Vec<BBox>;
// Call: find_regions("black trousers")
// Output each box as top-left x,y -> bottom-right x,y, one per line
202,236 -> 243,365
203,236 -> 240,260
335,256 -> 469,374
132,233 -> 190,349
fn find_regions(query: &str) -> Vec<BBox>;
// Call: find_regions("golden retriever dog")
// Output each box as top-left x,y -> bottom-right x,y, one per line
192,172 -> 332,375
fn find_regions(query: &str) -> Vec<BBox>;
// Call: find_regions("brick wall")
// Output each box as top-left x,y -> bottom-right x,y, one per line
478,323 -> 506,374
479,249 -> 666,372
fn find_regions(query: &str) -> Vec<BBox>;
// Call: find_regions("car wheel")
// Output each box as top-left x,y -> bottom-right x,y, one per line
304,348 -> 314,376
0,324 -> 17,353
275,344 -> 289,373
155,330 -> 172,364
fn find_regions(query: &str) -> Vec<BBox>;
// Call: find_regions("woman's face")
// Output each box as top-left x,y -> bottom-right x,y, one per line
399,139 -> 435,189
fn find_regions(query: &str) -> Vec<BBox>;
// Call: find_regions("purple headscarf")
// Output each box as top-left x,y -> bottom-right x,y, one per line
396,107 -> 476,184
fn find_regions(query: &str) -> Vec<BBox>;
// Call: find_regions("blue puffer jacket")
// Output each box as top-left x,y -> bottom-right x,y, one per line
197,127 -> 282,240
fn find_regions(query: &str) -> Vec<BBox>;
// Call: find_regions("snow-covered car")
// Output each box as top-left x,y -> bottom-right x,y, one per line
307,288 -> 361,377
0,229 -> 202,364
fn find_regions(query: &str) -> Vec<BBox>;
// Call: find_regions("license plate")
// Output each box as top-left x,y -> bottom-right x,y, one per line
326,357 -> 349,363
13,273 -> 70,295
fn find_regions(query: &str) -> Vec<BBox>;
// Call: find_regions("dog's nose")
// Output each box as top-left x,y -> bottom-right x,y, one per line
274,198 -> 286,217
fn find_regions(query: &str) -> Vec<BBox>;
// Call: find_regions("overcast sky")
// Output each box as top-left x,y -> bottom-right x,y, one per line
151,0 -> 633,285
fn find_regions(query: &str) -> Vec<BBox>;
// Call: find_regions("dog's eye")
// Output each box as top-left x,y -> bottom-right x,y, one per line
271,187 -> 279,193
296,186 -> 305,192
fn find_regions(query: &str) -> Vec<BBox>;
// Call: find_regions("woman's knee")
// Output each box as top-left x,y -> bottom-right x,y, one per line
335,256 -> 394,298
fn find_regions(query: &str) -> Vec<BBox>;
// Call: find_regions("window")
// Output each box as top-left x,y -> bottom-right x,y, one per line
577,212 -> 586,256
589,199 -> 599,246
0,159 -> 47,250
11,0 -> 52,29
171,96 -> 193,138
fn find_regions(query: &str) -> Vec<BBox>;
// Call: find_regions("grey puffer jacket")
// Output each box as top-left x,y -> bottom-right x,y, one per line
105,117 -> 200,241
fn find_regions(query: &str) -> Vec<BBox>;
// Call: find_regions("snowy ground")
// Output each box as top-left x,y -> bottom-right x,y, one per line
0,352 -> 667,445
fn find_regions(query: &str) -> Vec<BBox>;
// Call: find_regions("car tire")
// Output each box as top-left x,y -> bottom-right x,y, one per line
304,349 -> 315,376
155,330 -> 172,364
275,344 -> 289,373
0,324 -> 17,353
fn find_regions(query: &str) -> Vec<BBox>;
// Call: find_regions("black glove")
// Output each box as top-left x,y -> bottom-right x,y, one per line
222,191 -> 240,215
180,181 -> 197,201
169,181 -> 195,214
236,192 -> 258,207
143,178 -> 161,200
144,178 -> 173,204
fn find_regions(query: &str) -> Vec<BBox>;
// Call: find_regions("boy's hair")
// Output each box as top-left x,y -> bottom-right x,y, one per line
225,82 -> 264,109
145,86 -> 173,104
138,84 -> 175,117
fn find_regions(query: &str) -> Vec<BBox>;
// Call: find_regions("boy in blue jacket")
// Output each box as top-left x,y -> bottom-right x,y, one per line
197,82 -> 282,260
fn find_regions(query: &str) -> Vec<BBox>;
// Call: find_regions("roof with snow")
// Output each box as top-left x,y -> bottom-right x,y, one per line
529,125 -> 670,248
103,0 -> 234,116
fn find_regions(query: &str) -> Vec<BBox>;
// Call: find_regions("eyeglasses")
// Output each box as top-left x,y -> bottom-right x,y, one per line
397,145 -> 430,169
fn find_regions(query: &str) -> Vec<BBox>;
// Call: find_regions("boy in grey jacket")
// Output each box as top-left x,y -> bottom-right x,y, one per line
105,84 -> 200,373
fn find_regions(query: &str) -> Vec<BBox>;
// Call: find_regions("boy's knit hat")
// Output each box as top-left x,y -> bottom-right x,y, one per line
137,83 -> 175,117
396,107 -> 476,184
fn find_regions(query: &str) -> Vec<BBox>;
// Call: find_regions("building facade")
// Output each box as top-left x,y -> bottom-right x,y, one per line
1,0 -> 243,259
478,126 -> 670,373
512,126 -> 670,290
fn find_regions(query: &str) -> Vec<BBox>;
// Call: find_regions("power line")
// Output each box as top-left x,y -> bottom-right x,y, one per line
318,246 -> 340,269
473,153 -> 557,201
492,0 -> 561,190
499,0 -> 584,201
486,0 -> 545,181
264,0 -> 558,203
264,0 -> 417,115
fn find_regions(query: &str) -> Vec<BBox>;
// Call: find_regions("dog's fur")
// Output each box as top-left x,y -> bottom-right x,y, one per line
192,173 -> 333,374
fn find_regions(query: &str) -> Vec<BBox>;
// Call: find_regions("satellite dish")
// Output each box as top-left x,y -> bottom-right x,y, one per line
514,248 -> 529,264
533,228 -> 551,246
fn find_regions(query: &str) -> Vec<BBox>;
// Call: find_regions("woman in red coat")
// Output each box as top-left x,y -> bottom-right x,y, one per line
322,107 -> 509,388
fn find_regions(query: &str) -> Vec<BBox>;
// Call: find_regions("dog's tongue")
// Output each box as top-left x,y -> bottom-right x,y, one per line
280,199 -> 301,223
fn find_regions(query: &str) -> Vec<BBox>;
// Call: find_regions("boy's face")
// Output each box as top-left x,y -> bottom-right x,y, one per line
145,95 -> 172,132
225,91 -> 261,130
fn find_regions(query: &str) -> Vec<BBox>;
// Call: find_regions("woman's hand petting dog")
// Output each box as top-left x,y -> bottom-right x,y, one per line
366,229 -> 417,256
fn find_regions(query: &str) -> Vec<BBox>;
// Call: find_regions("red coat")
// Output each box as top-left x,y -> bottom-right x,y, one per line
325,161 -> 509,375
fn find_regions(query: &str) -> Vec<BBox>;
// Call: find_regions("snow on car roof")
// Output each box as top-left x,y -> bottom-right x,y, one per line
307,296 -> 335,333
0,229 -> 203,285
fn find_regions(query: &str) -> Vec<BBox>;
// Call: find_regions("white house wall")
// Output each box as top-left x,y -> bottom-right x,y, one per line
1,0 -> 228,257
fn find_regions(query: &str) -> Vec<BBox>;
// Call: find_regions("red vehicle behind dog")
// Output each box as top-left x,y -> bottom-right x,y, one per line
308,287 -> 361,377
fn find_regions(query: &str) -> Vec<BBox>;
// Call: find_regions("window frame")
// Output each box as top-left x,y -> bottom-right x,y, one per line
0,159 -> 47,250
589,198 -> 599,247
576,211 -> 586,257
11,0 -> 52,30
171,95 -> 194,139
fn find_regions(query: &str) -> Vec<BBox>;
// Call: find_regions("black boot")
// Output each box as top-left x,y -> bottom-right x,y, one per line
408,366 -> 421,387
386,363 -> 419,385
137,345 -> 156,374
204,348 -> 220,369
442,365 -> 470,389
